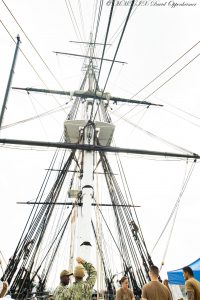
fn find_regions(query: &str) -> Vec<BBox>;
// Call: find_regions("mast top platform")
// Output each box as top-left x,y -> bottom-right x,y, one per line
64,120 -> 115,146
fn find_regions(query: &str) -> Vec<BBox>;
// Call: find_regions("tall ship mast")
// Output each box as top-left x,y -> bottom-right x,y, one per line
1,35 -> 162,299
0,2 -> 199,300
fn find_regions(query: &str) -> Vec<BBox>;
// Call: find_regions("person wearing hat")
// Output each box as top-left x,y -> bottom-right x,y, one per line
52,270 -> 72,300
61,257 -> 97,300
0,280 -> 8,298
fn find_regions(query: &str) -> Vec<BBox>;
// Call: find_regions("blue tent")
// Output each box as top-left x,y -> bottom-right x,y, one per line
168,258 -> 200,285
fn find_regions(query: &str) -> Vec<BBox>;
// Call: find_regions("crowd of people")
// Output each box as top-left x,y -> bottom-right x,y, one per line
51,259 -> 200,300
1,259 -> 200,300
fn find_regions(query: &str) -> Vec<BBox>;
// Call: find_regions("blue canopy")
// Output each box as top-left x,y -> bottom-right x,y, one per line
168,258 -> 200,285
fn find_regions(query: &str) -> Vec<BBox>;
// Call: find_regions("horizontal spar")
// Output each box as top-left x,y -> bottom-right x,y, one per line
45,169 -> 118,175
17,202 -> 140,207
12,87 -> 162,106
69,41 -> 112,46
53,51 -> 127,64
0,138 -> 199,159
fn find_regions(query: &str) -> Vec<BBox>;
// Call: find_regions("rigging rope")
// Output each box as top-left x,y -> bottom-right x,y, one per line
162,107 -> 200,129
17,209 -> 72,298
78,0 -> 86,41
151,160 -> 196,254
101,0 -> 136,93
97,206 -> 130,268
91,0 -> 99,34
107,5 -> 139,49
0,251 -> 7,266
158,157 -> 189,271
29,96 -> 49,140
91,221 -> 112,289
90,0 -> 115,120
159,202 -> 180,272
93,0 -> 104,46
142,51 -> 200,102
0,20 -> 67,111
112,110 -> 196,155
92,0 -> 136,121
110,87 -> 200,130
1,0 -> 65,90
0,20 -> 45,87
114,151 -> 146,245
131,39 -> 200,100
64,0 -> 84,54
12,136 -> 64,256
161,98 -> 200,122
0,103 -> 68,131
99,150 -> 149,288
38,208 -> 72,286
108,37 -> 200,127
2,135 -> 64,283
34,150 -> 70,269
10,150 -> 76,292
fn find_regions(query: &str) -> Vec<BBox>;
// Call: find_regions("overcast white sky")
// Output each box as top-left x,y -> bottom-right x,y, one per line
0,0 -> 200,284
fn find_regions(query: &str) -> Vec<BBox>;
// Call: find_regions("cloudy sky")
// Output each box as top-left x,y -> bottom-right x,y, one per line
0,0 -> 200,284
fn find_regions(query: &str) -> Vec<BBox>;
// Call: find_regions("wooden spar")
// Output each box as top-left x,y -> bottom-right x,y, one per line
0,138 -> 199,159
12,87 -> 163,106
16,202 -> 140,207
53,51 -> 127,64
69,41 -> 112,46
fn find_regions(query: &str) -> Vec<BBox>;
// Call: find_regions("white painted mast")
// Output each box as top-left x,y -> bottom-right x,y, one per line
65,34 -> 115,263
76,34 -> 95,261
66,34 -> 96,262
76,124 -> 94,261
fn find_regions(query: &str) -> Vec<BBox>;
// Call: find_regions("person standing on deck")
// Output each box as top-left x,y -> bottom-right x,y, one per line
52,270 -> 72,300
141,265 -> 172,300
62,257 -> 97,300
183,266 -> 200,300
115,276 -> 135,300
163,279 -> 173,299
